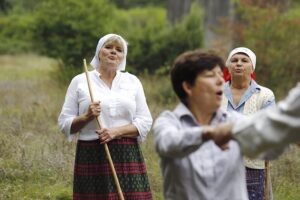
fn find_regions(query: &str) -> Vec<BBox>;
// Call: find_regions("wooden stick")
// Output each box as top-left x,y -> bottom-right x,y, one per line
83,59 -> 125,200
264,161 -> 270,200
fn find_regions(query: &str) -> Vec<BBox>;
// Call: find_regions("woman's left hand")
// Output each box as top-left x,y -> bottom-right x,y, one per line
96,128 -> 120,144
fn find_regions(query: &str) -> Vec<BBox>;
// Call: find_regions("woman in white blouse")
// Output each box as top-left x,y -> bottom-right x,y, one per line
58,33 -> 153,200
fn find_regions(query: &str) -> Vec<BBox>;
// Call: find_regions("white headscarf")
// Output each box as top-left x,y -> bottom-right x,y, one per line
226,47 -> 256,70
90,33 -> 128,71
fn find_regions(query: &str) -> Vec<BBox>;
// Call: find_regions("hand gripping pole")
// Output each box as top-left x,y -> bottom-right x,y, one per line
83,59 -> 125,200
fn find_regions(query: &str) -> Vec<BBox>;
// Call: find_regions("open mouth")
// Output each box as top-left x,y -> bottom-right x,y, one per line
216,91 -> 223,96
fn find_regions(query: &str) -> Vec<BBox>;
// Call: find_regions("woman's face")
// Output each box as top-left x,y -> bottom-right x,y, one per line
228,53 -> 253,78
99,41 -> 125,69
185,66 -> 224,111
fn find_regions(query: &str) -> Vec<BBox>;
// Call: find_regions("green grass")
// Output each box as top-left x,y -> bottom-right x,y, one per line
0,54 -> 299,200
271,146 -> 300,199
0,54 -> 58,81
0,54 -> 74,200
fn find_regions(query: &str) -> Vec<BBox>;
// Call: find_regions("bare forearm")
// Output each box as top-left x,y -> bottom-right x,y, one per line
71,101 -> 101,134
115,124 -> 139,138
70,114 -> 93,134
97,124 -> 139,144
233,84 -> 300,156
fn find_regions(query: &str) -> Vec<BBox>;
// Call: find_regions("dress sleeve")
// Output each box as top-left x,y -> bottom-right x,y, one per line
58,76 -> 80,142
132,78 -> 153,143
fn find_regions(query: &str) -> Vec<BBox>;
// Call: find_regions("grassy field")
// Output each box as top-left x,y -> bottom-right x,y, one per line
0,54 -> 299,200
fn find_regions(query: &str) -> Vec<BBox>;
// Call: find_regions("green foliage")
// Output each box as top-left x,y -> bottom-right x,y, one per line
110,0 -> 165,9
113,4 -> 203,74
0,0 -> 10,13
0,1 -> 202,80
291,0 -> 300,6
141,73 -> 178,118
0,7 -> 35,53
32,0 -> 115,69
110,7 -> 167,73
285,5 -> 300,19
0,54 -> 74,200
234,4 -> 300,98
271,146 -> 300,200
5,0 -> 47,11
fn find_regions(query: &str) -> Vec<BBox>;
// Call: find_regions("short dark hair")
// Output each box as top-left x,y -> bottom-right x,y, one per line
171,49 -> 225,104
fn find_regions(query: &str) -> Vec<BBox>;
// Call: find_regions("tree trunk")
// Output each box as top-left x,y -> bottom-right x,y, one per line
200,0 -> 234,51
0,0 -> 10,13
167,0 -> 192,24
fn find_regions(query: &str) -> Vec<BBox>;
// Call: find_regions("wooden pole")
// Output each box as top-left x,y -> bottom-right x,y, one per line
264,161 -> 270,200
83,59 -> 125,200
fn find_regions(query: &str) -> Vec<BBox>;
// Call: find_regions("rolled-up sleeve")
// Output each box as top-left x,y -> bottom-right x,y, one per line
58,76 -> 79,142
132,79 -> 153,143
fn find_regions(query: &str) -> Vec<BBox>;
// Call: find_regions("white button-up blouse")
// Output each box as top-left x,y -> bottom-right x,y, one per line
58,70 -> 152,142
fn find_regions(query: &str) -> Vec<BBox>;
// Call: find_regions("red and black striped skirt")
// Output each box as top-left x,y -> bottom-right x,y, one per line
73,138 -> 152,200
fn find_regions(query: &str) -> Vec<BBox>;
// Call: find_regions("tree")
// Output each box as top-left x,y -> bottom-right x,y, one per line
240,0 -> 290,10
110,0 -> 165,9
166,0 -> 235,51
0,0 -> 10,13
199,0 -> 233,50
32,0 -> 114,69
232,1 -> 299,97
167,0 -> 192,24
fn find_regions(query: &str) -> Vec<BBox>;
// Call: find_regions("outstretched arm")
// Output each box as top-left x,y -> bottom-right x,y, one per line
209,83 -> 300,158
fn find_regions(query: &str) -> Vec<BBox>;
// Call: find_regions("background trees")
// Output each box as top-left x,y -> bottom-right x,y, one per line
0,0 -> 299,97
0,1 -> 300,199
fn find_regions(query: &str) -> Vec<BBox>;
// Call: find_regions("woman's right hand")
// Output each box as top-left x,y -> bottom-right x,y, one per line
70,101 -> 101,134
85,101 -> 101,121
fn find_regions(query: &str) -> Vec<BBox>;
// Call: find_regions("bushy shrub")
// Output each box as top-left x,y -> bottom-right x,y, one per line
112,3 -> 203,74
32,0 -> 115,69
1,1 -> 203,81
0,7 -> 35,54
110,0 -> 165,9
